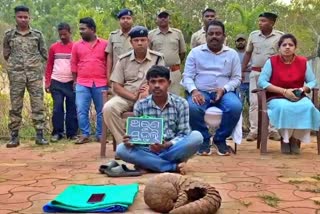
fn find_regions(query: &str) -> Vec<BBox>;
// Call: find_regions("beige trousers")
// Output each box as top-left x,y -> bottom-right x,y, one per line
169,70 -> 182,96
103,95 -> 134,144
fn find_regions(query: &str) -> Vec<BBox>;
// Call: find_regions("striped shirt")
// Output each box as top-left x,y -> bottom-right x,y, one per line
45,41 -> 74,87
133,93 -> 190,144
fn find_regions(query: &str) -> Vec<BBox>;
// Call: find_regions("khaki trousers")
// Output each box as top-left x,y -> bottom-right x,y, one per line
103,95 -> 134,144
249,70 -> 276,134
169,70 -> 182,96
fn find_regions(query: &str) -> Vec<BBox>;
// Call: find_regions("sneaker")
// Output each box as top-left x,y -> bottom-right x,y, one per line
68,135 -> 78,140
212,142 -> 230,156
269,131 -> 281,141
246,132 -> 257,141
51,134 -> 62,142
196,150 -> 212,156
197,141 -> 211,156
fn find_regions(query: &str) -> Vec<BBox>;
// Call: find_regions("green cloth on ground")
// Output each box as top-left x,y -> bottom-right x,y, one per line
50,183 -> 139,211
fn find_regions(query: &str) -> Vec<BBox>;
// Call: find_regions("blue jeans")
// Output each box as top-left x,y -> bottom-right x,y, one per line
75,84 -> 108,139
187,91 -> 242,153
50,79 -> 78,138
116,131 -> 203,172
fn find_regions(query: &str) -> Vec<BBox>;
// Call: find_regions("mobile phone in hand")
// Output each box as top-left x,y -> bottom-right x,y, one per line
87,193 -> 105,203
292,89 -> 303,97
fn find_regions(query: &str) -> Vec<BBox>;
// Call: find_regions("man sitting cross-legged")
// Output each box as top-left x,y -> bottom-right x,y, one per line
116,65 -> 203,174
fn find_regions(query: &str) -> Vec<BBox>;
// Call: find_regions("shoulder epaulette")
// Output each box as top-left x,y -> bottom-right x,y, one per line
149,49 -> 163,57
171,28 -> 182,33
118,51 -> 132,60
250,30 -> 260,35
148,29 -> 157,34
32,29 -> 43,34
274,30 -> 285,35
110,29 -> 120,34
4,28 -> 14,35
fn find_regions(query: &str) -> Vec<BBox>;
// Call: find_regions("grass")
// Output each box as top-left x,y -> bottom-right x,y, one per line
288,180 -> 305,184
0,91 -> 99,139
304,188 -> 320,193
239,200 -> 252,207
311,175 -> 320,181
314,200 -> 320,206
259,194 -> 280,207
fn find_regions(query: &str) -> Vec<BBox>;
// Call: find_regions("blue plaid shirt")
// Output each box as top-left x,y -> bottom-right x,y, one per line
133,93 -> 191,144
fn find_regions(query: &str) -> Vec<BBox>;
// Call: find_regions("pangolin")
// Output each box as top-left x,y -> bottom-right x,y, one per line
144,173 -> 221,214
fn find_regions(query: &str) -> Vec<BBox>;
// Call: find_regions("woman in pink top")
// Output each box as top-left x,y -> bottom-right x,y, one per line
45,23 -> 78,142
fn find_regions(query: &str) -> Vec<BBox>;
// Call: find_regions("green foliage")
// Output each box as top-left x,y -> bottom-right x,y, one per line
259,194 -> 280,207
0,0 -> 319,57
311,174 -> 320,181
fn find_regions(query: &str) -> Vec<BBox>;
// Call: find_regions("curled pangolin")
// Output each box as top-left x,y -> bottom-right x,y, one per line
144,173 -> 221,214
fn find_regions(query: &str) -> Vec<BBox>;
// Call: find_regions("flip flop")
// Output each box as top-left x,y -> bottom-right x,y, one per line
98,160 -> 120,174
104,164 -> 142,177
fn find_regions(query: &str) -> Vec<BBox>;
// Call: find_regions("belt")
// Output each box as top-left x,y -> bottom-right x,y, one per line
169,64 -> 180,72
251,66 -> 261,72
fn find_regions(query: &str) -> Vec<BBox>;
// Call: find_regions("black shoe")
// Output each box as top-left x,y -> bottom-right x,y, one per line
213,142 -> 230,156
68,135 -> 78,140
35,130 -> 49,145
51,134 -> 62,142
281,142 -> 291,154
6,131 -> 20,148
289,138 -> 301,155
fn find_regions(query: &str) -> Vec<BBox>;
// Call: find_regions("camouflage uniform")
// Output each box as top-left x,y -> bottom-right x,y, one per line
3,27 -> 47,132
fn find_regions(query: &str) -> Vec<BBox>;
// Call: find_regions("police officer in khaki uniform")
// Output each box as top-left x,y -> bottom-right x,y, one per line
106,9 -> 134,76
190,8 -> 216,49
103,26 -> 164,144
149,11 -> 186,96
3,5 -> 48,148
242,12 -> 284,141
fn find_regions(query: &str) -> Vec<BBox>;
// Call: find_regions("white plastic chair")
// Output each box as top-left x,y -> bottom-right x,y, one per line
204,106 -> 243,154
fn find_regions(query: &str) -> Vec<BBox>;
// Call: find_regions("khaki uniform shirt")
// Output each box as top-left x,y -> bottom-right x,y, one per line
190,28 -> 206,49
246,29 -> 284,67
149,27 -> 186,66
3,27 -> 47,82
111,49 -> 164,92
105,29 -> 132,69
